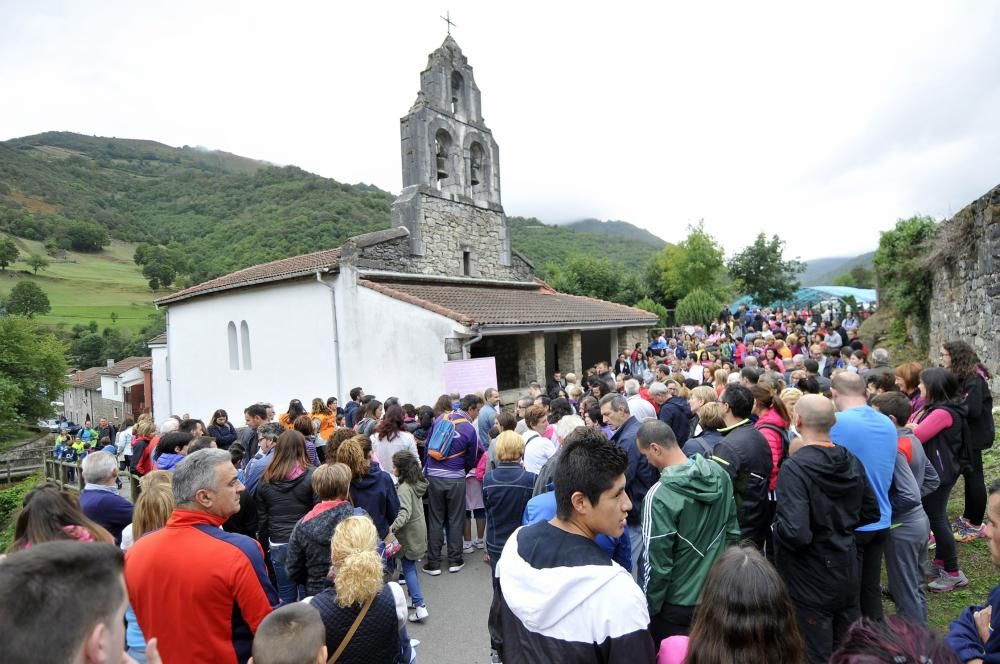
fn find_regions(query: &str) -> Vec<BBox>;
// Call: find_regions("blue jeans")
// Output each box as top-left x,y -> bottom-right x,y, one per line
269,542 -> 302,604
401,557 -> 425,607
628,524 -> 645,582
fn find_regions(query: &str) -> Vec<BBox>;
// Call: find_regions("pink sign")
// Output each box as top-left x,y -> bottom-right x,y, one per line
443,357 -> 498,396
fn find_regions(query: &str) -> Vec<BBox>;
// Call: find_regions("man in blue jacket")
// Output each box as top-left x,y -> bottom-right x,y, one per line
600,393 -> 659,578
79,450 -> 133,545
947,480 -> 1000,663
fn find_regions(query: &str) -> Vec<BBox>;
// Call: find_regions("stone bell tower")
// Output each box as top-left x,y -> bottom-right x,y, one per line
392,36 -> 530,281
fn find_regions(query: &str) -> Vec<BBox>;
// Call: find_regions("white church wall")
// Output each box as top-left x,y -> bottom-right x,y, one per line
164,279 -> 338,422
337,273 -> 466,406
150,344 -> 170,421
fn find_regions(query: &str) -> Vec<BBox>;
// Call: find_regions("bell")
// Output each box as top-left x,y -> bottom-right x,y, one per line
436,155 -> 448,180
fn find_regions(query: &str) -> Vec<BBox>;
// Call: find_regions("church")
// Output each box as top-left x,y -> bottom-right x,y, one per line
151,36 -> 657,420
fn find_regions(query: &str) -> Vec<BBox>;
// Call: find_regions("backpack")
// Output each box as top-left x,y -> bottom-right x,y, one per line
757,423 -> 791,465
426,413 -> 470,462
690,435 -> 714,457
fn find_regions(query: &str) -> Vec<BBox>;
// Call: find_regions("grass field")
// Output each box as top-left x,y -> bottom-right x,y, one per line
0,234 -> 157,331
924,437 -> 1000,633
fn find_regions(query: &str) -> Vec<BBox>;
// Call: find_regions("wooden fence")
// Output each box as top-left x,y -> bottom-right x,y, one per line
43,457 -> 142,503
0,450 -> 46,484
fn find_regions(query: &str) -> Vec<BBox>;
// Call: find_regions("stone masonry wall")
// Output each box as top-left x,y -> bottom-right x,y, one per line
928,185 -> 1000,394
392,188 -> 532,282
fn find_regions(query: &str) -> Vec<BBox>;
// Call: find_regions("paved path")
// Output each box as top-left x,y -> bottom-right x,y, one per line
403,547 -> 494,664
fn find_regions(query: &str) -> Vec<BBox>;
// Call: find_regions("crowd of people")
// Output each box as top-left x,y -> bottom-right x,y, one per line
2,304 -> 999,664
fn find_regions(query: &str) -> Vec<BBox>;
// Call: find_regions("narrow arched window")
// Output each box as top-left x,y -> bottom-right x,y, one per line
469,142 -> 484,186
240,320 -> 252,370
451,71 -> 464,115
435,129 -> 453,185
227,322 -> 239,370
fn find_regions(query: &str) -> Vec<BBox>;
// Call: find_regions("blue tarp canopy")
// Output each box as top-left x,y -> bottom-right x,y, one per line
729,286 -> 878,312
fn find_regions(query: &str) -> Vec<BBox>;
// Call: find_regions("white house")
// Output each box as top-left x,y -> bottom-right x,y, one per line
64,356 -> 150,425
152,36 -> 658,421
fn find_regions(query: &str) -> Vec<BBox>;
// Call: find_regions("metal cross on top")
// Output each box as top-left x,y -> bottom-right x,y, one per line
440,10 -> 456,35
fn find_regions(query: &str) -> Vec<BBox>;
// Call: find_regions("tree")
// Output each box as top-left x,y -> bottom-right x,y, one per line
26,253 -> 49,275
0,237 -> 19,271
546,254 -> 622,302
647,221 -> 727,306
64,221 -> 109,252
675,288 -> 723,326
0,316 -> 68,437
832,273 -> 855,287
727,233 -> 805,306
5,281 -> 51,318
634,296 -> 670,328
849,264 -> 875,289
134,243 -> 182,291
72,333 -> 106,368
873,215 -> 937,348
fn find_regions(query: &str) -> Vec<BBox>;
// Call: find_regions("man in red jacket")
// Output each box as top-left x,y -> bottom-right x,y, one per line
126,448 -> 278,664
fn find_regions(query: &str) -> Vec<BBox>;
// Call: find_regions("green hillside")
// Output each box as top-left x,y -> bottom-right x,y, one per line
563,218 -> 666,248
510,216 -> 661,277
800,251 -> 876,286
0,234 -> 155,332
0,132 -> 663,288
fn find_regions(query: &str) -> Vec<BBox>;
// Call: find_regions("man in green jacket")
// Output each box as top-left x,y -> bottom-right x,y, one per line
637,420 -> 740,643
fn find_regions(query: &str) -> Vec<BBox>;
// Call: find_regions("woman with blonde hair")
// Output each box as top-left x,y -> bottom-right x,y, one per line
119,471 -> 174,550
308,515 -> 411,664
713,369 -> 728,397
122,481 -> 175,662
687,384 -> 718,437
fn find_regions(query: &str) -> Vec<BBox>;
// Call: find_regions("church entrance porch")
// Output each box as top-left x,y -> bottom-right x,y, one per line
581,329 -> 613,373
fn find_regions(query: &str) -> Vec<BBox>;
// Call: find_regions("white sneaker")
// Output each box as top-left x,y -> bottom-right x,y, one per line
462,542 -> 475,554
474,538 -> 485,550
408,605 -> 429,622
928,569 -> 969,593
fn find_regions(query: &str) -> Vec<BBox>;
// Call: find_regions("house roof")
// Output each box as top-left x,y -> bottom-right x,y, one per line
69,367 -> 103,390
100,357 -> 150,376
359,278 -> 659,330
155,247 -> 343,305
147,333 -> 167,346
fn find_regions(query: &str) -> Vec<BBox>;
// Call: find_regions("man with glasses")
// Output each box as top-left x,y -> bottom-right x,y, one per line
514,395 -> 534,435
600,393 -> 659,578
709,384 -> 773,550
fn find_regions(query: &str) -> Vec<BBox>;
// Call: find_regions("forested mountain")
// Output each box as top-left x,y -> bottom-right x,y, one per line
800,252 -> 876,286
562,218 -> 667,248
0,132 -> 662,284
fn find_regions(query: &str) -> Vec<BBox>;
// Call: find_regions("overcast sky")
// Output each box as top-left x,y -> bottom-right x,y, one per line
3,1 -> 999,260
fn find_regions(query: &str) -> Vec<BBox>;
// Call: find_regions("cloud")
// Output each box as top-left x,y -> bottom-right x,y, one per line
1,1 -> 998,261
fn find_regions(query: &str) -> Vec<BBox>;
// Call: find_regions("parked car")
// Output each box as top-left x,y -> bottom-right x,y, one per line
37,419 -> 61,433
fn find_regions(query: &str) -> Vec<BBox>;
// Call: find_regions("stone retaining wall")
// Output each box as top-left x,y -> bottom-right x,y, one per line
928,184 -> 1000,393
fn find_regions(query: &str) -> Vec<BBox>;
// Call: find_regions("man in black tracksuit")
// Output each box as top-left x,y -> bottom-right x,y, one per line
710,384 -> 772,550
773,395 -> 879,664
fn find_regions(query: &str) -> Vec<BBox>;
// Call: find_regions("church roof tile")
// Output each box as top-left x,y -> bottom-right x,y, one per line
154,247 -> 343,305
359,279 -> 658,330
